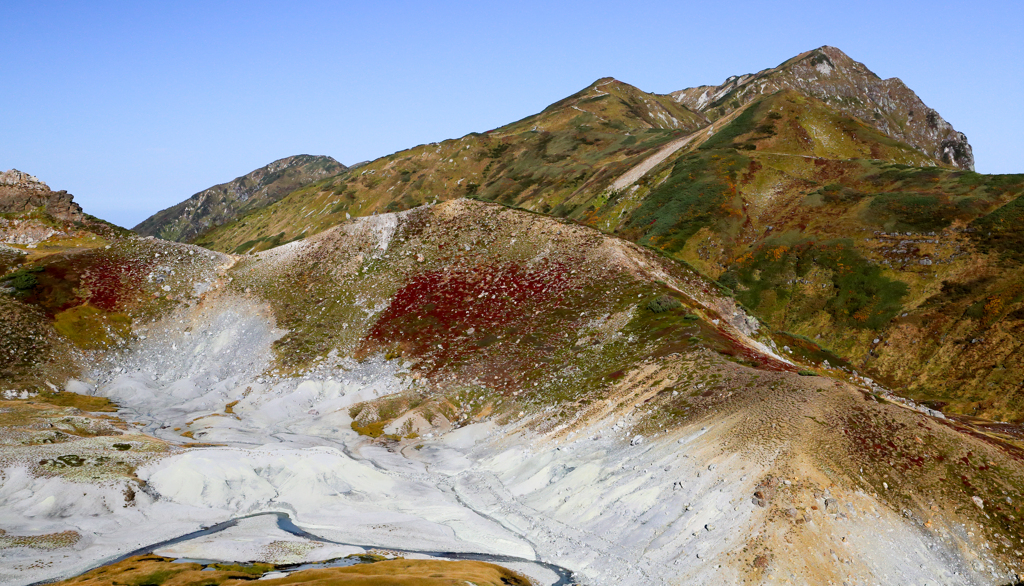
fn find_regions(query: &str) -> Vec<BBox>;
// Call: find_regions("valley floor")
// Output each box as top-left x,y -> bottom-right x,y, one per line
1,290 -> 1019,586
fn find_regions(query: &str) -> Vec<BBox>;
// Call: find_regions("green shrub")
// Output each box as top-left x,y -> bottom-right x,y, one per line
487,143 -> 511,158
4,266 -> 43,296
818,184 -> 866,205
11,272 -> 38,291
647,295 -> 682,313
798,370 -> 817,376
718,272 -> 739,290
972,190 -> 1024,261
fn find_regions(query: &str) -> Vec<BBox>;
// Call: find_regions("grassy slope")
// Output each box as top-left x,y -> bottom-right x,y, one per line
180,88 -> 1024,421
619,93 -> 1024,421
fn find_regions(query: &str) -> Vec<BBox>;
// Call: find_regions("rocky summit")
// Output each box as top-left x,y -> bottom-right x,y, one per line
3,47 -> 1024,586
671,46 -> 975,170
0,169 -> 84,223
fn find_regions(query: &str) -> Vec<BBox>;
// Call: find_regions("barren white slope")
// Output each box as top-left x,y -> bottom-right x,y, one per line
0,294 -> 1005,586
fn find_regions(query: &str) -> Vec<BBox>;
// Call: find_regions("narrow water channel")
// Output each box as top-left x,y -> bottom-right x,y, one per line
36,511 -> 576,586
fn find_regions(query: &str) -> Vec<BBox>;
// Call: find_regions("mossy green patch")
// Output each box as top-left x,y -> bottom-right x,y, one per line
35,390 -> 118,412
53,304 -> 132,350
864,192 -> 968,232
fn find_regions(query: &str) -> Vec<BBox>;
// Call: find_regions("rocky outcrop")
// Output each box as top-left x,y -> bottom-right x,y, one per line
0,169 -> 84,222
671,46 -> 974,170
133,154 -> 346,243
0,170 -> 48,191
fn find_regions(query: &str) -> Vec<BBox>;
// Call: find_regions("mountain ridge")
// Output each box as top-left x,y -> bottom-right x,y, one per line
132,154 -> 345,242
137,46 -> 975,251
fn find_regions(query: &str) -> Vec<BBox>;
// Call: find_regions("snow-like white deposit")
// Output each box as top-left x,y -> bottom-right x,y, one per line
0,292 -> 1007,586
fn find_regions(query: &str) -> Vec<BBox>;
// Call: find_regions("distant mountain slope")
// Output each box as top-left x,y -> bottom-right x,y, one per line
132,154 -> 345,242
165,47 -> 1024,421
192,77 -> 709,253
606,93 -> 1024,420
671,46 -> 974,170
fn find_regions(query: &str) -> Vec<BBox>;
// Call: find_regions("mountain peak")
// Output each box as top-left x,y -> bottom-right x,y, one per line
670,46 -> 974,169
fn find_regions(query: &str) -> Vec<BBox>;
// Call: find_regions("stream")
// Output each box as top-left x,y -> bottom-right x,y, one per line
36,511 -> 576,586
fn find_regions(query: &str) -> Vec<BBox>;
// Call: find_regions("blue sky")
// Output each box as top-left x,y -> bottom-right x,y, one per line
2,0 -> 1021,228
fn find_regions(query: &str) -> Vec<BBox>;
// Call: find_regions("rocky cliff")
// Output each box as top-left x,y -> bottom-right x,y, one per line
0,169 -> 84,222
671,46 -> 974,170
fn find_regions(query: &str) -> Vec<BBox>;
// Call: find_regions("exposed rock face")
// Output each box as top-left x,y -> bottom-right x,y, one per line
133,154 -> 346,243
0,169 -> 48,191
0,169 -> 84,222
671,46 -> 974,170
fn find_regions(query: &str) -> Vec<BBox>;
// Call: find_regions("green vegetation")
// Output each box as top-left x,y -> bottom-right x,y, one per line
865,192 -> 966,232
700,103 -> 762,150
972,191 -> 1024,261
730,239 -> 907,330
623,152 -> 745,253
3,266 -> 44,296
53,304 -> 132,350
647,295 -> 682,313
232,231 -> 286,254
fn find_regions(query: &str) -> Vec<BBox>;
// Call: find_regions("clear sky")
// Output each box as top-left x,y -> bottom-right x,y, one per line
2,0 -> 1021,228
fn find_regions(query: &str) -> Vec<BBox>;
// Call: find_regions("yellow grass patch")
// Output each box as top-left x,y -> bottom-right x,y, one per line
50,555 -> 533,586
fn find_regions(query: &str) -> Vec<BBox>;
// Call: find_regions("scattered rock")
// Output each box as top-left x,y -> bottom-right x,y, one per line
752,476 -> 779,508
